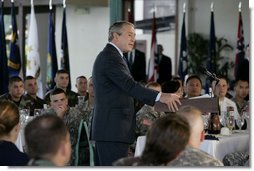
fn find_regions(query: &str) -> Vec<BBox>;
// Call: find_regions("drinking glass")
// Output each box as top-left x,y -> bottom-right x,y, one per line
226,115 -> 235,132
19,109 -> 30,126
78,96 -> 86,106
236,116 -> 245,131
34,109 -> 42,116
202,114 -> 210,132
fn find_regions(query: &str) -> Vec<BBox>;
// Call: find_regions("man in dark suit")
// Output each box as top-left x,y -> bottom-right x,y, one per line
124,48 -> 146,83
92,21 -> 181,166
156,44 -> 172,85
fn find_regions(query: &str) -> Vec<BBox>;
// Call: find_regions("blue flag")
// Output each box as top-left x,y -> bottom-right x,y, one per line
234,11 -> 245,80
0,0 -> 9,95
46,9 -> 58,90
60,7 -> 71,89
205,9 -> 216,94
207,10 -> 216,73
178,12 -> 188,82
8,2 -> 22,77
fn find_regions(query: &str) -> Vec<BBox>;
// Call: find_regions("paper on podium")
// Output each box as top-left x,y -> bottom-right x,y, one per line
154,97 -> 219,113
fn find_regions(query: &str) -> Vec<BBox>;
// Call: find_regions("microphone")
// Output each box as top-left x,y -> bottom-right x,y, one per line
199,67 -> 220,82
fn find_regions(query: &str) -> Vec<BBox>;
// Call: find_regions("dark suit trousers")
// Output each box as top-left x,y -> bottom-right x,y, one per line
94,141 -> 129,166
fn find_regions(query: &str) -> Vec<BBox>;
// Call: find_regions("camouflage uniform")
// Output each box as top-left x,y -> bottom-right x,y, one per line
44,87 -> 78,107
113,156 -> 165,166
168,145 -> 223,166
136,105 -> 165,136
222,151 -> 249,166
44,107 -> 83,166
76,100 -> 93,132
0,93 -> 36,111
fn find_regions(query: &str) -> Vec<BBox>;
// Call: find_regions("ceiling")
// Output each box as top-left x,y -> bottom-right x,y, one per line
67,0 -> 108,7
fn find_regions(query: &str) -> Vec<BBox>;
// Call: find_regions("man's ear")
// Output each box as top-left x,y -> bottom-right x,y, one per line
200,130 -> 205,142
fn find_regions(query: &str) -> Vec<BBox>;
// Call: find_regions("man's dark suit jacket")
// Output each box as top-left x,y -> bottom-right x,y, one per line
124,49 -> 146,82
91,43 -> 158,143
157,55 -> 172,85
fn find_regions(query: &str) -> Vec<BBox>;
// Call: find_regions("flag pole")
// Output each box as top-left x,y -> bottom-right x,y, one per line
183,2 -> 186,13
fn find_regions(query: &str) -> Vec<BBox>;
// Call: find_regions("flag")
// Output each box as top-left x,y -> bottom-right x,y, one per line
8,1 -> 22,78
26,3 -> 43,97
60,6 -> 71,89
207,10 -> 216,74
178,12 -> 188,82
46,9 -> 58,90
0,0 -> 9,95
128,8 -> 134,23
234,10 -> 245,79
205,8 -> 216,94
147,10 -> 158,82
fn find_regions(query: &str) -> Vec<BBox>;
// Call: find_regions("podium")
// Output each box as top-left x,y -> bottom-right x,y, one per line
154,97 -> 219,113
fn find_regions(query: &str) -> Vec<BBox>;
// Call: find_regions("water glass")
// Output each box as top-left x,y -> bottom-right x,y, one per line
236,116 -> 245,131
19,109 -> 30,126
78,96 -> 86,106
34,109 -> 42,116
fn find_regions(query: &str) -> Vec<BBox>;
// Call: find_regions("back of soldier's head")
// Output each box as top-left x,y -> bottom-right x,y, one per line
25,114 -> 69,159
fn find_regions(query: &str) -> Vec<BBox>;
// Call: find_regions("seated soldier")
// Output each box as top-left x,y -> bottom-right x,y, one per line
44,69 -> 78,107
113,114 -> 190,166
44,88 -> 85,165
168,106 -> 223,166
25,114 -> 71,166
24,76 -> 47,115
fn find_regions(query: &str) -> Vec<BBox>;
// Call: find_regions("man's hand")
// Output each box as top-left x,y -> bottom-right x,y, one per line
159,93 -> 181,112
55,105 -> 67,119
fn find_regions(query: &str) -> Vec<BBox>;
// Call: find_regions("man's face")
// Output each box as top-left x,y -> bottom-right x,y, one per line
186,78 -> 202,97
9,81 -> 24,99
235,80 -> 249,99
112,24 -> 136,53
55,73 -> 69,89
50,93 -> 68,111
76,78 -> 87,93
25,79 -> 38,96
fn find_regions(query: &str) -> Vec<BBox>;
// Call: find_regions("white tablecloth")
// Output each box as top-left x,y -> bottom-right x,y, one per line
135,131 -> 250,161
15,129 -> 25,152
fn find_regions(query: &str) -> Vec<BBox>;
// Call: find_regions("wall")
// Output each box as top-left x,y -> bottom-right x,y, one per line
55,5 -> 109,91
177,0 -> 250,80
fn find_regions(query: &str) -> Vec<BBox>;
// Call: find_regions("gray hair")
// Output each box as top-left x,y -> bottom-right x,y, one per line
108,21 -> 134,42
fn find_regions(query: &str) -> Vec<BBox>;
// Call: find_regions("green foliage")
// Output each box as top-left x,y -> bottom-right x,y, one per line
187,33 -> 233,77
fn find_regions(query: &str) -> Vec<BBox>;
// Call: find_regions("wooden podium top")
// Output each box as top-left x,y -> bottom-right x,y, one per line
154,97 -> 219,113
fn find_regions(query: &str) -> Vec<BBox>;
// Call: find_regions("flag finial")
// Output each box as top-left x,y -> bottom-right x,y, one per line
210,2 -> 214,12
183,2 -> 186,13
49,0 -> 52,10
11,0 -> 14,3
63,0 -> 66,8
238,2 -> 242,12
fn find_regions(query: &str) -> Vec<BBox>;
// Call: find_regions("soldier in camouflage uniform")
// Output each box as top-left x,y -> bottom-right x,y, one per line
222,151 -> 249,166
24,76 -> 47,115
130,82 -> 165,155
136,82 -> 165,137
0,76 -> 35,111
45,88 -> 84,166
168,106 -> 223,166
44,69 -> 78,107
76,77 -> 94,132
